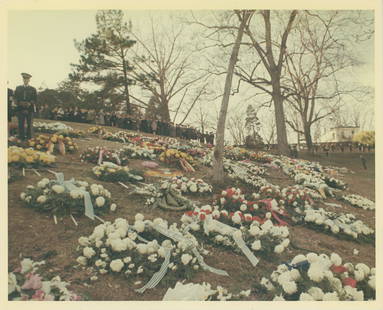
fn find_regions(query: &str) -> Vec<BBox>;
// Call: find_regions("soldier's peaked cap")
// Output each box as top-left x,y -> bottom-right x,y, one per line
21,72 -> 32,78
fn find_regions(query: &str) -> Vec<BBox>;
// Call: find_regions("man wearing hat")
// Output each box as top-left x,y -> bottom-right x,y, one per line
14,73 -> 37,140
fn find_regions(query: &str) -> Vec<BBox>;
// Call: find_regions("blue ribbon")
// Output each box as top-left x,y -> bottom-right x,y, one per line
53,172 -> 95,220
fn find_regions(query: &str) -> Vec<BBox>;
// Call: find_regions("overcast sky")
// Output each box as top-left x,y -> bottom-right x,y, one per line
7,10 -> 374,89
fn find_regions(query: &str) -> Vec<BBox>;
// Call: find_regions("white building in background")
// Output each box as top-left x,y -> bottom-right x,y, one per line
318,126 -> 360,143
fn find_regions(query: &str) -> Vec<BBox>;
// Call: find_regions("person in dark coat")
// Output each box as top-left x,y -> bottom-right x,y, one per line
14,73 -> 37,140
8,87 -> 14,136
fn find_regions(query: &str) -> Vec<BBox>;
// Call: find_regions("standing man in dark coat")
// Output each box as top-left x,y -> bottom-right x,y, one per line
8,86 -> 14,136
14,73 -> 37,140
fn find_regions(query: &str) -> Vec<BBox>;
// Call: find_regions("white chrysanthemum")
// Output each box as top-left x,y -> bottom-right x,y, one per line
110,259 -> 124,272
289,269 -> 301,281
95,196 -> 105,207
249,225 -> 260,236
78,236 -> 90,247
110,239 -> 128,252
278,271 -> 292,285
273,295 -> 285,301
52,185 -> 65,194
355,263 -> 370,276
135,213 -> 144,221
181,254 -> 193,265
134,220 -> 145,233
274,244 -> 285,254
137,244 -> 148,255
308,287 -> 324,301
36,195 -> 47,203
20,192 -> 26,200
368,275 -> 375,289
110,203 -> 117,211
240,204 -> 247,212
189,184 -> 198,193
20,258 -> 34,274
76,256 -> 87,266
322,292 -> 339,301
330,253 -> 342,266
307,266 -> 325,282
306,252 -> 318,264
232,214 -> 241,224
354,269 -> 365,282
83,247 -> 96,258
249,240 -> 260,251
299,292 -> 314,301
282,281 -> 297,295
281,239 -> 290,248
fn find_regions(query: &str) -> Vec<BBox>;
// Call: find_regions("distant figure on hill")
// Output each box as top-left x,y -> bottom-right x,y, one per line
360,155 -> 367,170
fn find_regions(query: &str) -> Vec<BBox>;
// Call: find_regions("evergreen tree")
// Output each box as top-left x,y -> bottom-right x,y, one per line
70,10 -> 136,113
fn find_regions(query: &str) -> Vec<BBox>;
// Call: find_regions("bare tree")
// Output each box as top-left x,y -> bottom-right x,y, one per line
227,113 -> 246,145
212,10 -> 254,183
234,10 -> 298,155
129,20 -> 209,122
282,11 -> 369,151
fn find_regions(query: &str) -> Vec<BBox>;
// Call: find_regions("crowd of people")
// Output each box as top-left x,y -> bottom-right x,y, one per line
36,105 -> 216,144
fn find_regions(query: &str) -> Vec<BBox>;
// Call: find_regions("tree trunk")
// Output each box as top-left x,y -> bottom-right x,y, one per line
122,57 -> 131,114
212,11 -> 251,183
272,80 -> 290,155
303,121 -> 313,152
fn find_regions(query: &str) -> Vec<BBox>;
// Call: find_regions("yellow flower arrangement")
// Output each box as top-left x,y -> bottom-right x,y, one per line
28,134 -> 78,154
8,146 -> 56,167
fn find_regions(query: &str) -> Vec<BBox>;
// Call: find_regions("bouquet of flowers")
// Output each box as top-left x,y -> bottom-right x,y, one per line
342,194 -> 375,211
92,162 -> 144,183
300,206 -> 374,242
163,281 -> 251,301
102,131 -> 132,143
80,147 -> 129,166
159,149 -> 195,172
119,144 -> 156,160
87,126 -> 107,135
161,176 -> 212,195
8,146 -> 56,168
33,121 -> 74,133
8,258 -> 82,301
145,182 -> 197,211
249,152 -> 273,164
20,176 -> 116,217
181,207 -> 290,258
258,252 -> 375,301
75,215 -> 226,292
28,134 -> 78,154
225,160 -> 270,190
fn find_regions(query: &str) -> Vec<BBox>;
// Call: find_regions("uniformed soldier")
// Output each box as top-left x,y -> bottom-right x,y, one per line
14,73 -> 37,140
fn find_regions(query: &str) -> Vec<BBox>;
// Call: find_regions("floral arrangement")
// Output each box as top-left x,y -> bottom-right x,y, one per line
8,258 -> 82,301
298,206 -> 374,242
342,194 -> 375,211
213,187 -> 289,227
87,126 -> 108,135
181,206 -> 290,258
258,252 -> 375,301
225,160 -> 270,190
102,131 -> 132,143
249,151 -> 273,164
163,281 -> 251,301
224,147 -> 251,161
8,136 -> 23,147
28,134 -> 78,154
80,147 -> 129,166
161,176 -> 212,195
92,162 -> 144,183
8,146 -> 56,168
33,121 -> 74,133
145,182 -> 197,211
159,149 -> 195,172
75,215 -> 225,292
20,176 -> 116,217
119,144 -> 156,160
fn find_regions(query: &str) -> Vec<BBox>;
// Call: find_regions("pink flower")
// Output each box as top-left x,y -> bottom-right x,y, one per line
31,290 -> 45,301
21,273 -> 43,290
70,294 -> 82,301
